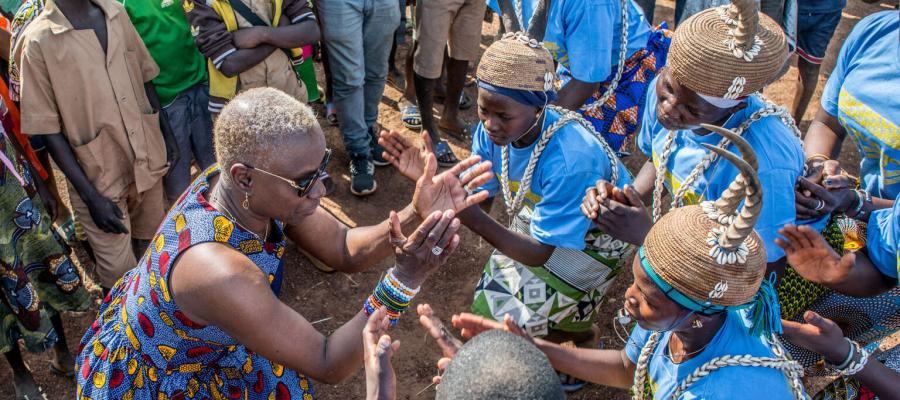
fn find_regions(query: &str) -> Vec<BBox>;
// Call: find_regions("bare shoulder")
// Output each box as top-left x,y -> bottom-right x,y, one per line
170,242 -> 272,325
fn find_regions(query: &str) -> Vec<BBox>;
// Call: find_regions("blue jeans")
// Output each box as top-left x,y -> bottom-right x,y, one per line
317,0 -> 400,158
161,83 -> 215,201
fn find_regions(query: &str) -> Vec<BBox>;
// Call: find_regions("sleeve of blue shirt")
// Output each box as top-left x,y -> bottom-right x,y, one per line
637,79 -> 660,157
553,0 -> 615,83
625,324 -> 652,364
755,167 -> 801,262
529,165 -> 599,250
470,123 -> 500,197
865,197 -> 900,280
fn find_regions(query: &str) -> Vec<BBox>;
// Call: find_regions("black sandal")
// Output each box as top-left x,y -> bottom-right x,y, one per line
434,140 -> 460,168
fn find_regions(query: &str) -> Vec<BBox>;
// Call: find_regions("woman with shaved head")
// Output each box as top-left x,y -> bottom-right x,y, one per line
74,87 -> 493,399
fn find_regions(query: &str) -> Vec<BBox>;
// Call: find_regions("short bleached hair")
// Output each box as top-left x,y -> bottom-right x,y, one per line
214,88 -> 319,180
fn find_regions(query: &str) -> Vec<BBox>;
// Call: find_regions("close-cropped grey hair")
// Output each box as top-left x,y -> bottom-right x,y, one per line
214,87 -> 319,179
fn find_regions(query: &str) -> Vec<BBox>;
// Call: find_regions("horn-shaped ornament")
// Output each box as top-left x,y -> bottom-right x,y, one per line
701,124 -> 758,221
699,127 -> 763,253
729,0 -> 760,51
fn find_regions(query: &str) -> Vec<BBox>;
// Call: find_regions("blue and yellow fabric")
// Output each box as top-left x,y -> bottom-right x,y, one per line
74,166 -> 314,400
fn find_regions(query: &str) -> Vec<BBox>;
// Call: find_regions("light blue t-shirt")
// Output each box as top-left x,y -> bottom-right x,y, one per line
821,11 -> 900,200
866,193 -> 900,283
638,79 -> 805,262
487,0 -> 652,84
625,310 -> 795,399
472,107 -> 632,250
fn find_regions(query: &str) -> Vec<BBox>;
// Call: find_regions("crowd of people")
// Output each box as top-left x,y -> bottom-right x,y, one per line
0,0 -> 897,398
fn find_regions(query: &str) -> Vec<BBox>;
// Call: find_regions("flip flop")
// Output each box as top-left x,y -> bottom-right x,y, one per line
56,217 -> 76,242
434,140 -> 460,168
558,372 -> 586,393
400,102 -> 422,130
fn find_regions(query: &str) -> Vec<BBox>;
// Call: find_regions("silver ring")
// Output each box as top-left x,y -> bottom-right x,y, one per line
431,246 -> 444,256
814,199 -> 825,211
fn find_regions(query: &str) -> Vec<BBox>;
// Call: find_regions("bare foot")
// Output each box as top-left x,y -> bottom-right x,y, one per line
438,116 -> 471,141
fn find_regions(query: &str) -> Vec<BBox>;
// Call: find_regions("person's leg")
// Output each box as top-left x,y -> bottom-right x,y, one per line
68,186 -> 137,290
361,0 -> 401,167
188,83 -> 216,170
319,0 -> 369,158
792,11 -> 840,121
128,179 -> 166,262
5,345 -> 44,399
634,0 -> 656,24
48,312 -> 73,376
161,90 -> 195,203
440,0 -> 484,137
411,0 -> 456,143
792,57 -> 821,122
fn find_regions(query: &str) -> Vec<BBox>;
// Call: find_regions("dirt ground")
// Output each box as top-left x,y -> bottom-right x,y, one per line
1,0 -> 896,398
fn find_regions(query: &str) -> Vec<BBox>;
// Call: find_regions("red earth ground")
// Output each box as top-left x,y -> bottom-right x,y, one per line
1,0 -> 895,398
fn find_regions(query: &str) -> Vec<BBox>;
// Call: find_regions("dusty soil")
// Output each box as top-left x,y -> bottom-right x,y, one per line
1,1 -> 895,399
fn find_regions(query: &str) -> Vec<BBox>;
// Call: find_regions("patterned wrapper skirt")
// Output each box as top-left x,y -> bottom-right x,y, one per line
580,26 -> 672,153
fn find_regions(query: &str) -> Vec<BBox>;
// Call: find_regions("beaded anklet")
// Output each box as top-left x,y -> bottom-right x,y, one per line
363,268 -> 420,326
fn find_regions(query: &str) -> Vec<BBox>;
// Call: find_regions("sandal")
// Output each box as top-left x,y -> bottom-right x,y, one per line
326,103 -> 339,126
400,101 -> 422,130
434,140 -> 460,168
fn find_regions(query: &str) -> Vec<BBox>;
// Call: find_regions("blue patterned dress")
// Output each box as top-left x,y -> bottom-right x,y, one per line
75,166 -> 315,400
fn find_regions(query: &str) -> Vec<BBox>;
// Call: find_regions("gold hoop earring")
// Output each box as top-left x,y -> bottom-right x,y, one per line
242,192 -> 250,210
692,318 -> 704,329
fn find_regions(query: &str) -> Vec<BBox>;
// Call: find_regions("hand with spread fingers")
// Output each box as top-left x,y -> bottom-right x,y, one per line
379,130 -> 434,182
364,308 -> 401,400
411,150 -> 493,219
389,209 -> 462,289
581,180 -> 651,245
417,304 -> 464,387
776,224 -> 855,287
794,176 -> 856,220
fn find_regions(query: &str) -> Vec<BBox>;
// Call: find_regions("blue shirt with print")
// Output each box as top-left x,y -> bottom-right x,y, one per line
471,107 -> 632,250
638,78 -> 805,262
487,0 -> 652,84
625,310 -> 795,399
821,11 -> 900,200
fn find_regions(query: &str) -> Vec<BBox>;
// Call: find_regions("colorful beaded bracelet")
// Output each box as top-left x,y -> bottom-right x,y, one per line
362,268 -> 420,326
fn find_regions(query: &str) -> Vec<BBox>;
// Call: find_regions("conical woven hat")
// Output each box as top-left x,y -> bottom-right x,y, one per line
668,0 -> 787,100
476,32 -> 556,92
643,124 -> 767,308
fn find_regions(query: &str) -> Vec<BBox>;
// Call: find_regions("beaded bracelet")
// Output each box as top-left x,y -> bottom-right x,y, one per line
363,268 -> 420,326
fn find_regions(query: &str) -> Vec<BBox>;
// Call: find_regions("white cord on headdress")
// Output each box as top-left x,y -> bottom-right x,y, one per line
500,105 -> 620,224
580,0 -> 630,114
650,100 -> 801,222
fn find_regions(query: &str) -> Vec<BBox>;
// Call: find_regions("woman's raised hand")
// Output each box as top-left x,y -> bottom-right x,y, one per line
389,209 -> 461,289
776,224 -> 856,287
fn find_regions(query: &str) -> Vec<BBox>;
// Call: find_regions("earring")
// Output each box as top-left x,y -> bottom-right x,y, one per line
692,318 -> 704,329
242,192 -> 250,210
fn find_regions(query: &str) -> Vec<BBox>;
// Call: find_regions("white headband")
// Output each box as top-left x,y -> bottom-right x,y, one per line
698,93 -> 744,109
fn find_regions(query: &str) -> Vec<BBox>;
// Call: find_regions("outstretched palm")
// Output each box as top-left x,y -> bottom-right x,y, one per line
776,225 -> 855,287
413,154 -> 493,218
379,130 -> 432,182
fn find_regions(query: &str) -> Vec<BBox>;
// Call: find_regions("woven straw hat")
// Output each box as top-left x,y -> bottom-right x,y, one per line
643,124 -> 767,308
668,0 -> 788,100
476,32 -> 556,92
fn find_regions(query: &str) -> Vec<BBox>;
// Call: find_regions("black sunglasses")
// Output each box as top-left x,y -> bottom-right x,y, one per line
247,149 -> 332,197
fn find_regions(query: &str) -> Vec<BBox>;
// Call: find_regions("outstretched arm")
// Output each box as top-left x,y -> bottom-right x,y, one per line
458,205 -> 555,266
